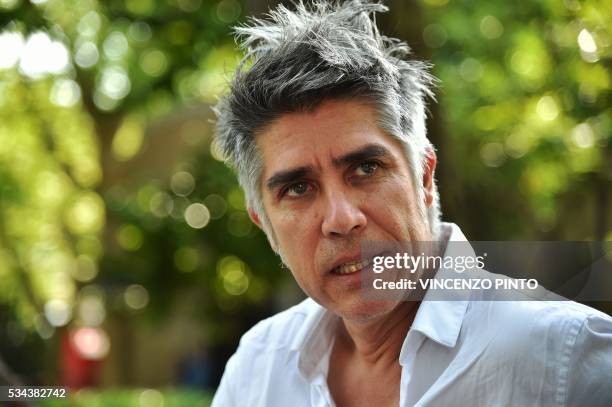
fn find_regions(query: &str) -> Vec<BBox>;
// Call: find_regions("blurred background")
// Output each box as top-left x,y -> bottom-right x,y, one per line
0,0 -> 610,405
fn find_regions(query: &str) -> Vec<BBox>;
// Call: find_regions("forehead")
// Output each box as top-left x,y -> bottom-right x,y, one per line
255,99 -> 400,171
262,99 -> 379,138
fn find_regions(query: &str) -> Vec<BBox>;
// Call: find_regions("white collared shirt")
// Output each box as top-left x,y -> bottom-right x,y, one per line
212,224 -> 612,406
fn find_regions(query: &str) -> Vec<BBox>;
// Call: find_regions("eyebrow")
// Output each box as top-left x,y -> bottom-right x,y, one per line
265,143 -> 393,192
266,166 -> 314,192
331,143 -> 393,168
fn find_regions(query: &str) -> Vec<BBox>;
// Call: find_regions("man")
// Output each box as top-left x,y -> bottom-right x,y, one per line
211,1 -> 612,406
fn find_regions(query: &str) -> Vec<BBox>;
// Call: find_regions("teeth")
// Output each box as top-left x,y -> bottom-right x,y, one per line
334,259 -> 370,275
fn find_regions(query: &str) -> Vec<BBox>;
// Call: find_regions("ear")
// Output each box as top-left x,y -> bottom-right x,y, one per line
248,207 -> 263,229
248,207 -> 280,253
422,148 -> 437,207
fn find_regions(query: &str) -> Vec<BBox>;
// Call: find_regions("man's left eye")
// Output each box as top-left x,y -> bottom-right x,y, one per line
355,161 -> 379,176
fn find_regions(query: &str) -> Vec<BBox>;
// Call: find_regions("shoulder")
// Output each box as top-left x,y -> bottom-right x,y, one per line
565,304 -> 612,405
463,270 -> 612,358
212,298 -> 324,406
470,281 -> 611,342
468,268 -> 611,331
238,297 -> 324,352
507,298 -> 610,327
462,288 -> 612,402
513,300 -> 612,352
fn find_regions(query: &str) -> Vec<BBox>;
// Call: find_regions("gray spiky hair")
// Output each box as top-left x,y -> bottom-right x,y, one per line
214,0 -> 440,245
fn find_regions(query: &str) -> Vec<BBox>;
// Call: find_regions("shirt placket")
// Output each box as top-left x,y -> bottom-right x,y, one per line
400,331 -> 426,407
310,374 -> 335,407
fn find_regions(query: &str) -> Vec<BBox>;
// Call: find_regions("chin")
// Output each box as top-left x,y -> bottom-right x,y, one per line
335,299 -> 399,324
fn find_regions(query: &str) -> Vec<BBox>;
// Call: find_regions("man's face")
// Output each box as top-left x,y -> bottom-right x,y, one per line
253,99 -> 436,322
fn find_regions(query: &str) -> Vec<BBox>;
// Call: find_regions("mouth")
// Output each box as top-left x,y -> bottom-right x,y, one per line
330,258 -> 371,275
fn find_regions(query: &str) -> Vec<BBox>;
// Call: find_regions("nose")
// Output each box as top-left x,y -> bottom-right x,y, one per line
321,189 -> 367,238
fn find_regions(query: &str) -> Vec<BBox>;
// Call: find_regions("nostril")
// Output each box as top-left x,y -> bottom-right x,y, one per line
322,214 -> 366,237
320,191 -> 367,237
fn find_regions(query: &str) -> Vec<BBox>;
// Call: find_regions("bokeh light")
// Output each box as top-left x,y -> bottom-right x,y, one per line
0,31 -> 24,69
44,299 -> 72,327
65,192 -> 106,235
18,32 -> 70,78
138,389 -> 164,407
71,327 -> 110,360
117,224 -> 144,251
184,203 -> 210,229
112,115 -> 145,162
124,284 -> 149,310
203,194 -> 227,219
480,15 -> 504,39
174,247 -> 200,272
217,256 -> 250,296
171,171 -> 195,197
77,285 -> 106,327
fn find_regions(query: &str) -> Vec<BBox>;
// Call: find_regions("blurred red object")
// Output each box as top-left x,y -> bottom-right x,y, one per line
60,327 -> 109,389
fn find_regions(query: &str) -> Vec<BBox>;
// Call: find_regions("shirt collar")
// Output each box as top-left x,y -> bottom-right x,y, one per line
294,222 -> 472,379
402,223 -> 471,351
292,299 -> 338,382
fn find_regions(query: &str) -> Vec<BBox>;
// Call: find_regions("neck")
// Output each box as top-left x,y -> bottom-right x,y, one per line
337,301 -> 419,366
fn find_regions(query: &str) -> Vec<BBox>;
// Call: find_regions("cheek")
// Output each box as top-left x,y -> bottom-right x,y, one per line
275,210 -> 318,264
367,182 -> 423,235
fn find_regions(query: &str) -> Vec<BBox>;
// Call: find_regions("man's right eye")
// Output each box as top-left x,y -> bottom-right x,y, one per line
283,182 -> 311,198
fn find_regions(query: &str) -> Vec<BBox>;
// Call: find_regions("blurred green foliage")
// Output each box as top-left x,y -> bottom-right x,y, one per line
39,388 -> 212,406
0,0 -> 286,383
418,0 -> 611,239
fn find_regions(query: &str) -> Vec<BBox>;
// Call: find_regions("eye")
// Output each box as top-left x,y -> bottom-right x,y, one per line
283,182 -> 312,198
355,161 -> 379,177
